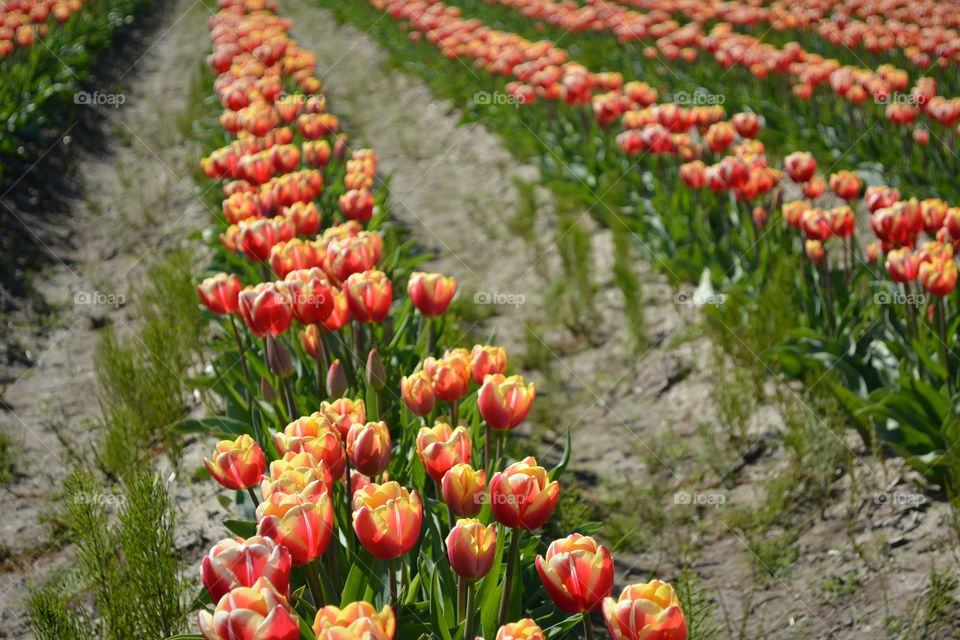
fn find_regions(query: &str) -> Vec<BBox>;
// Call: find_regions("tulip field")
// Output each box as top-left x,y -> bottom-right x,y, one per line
4,0 -> 960,638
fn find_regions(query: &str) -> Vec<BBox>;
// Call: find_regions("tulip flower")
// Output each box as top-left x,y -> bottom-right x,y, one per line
536,534 -> 614,614
318,398 -> 366,441
301,324 -> 326,362
489,456 -> 559,530
262,451 -> 334,502
198,578 -> 299,640
284,269 -> 334,325
442,463 -> 487,517
470,345 -> 507,384
865,186 -> 900,212
237,217 -> 294,262
270,239 -> 324,279
731,112 -> 760,138
313,602 -> 396,640
416,422 -> 472,482
274,415 -> 346,480
802,176 -> 826,199
401,370 -> 436,416
238,282 -> 293,337
919,257 -> 958,297
346,421 -> 392,477
256,491 -> 334,566
344,270 -> 392,323
352,481 -> 423,560
784,151 -> 816,183
320,288 -> 352,332
447,519 -> 497,580
339,189 -> 375,222
325,233 -> 382,283
201,536 -> 292,603
804,239 -> 825,264
497,619 -> 546,640
603,581 -> 688,640
407,272 -> 457,316
423,354 -> 471,403
829,170 -> 862,200
205,434 -> 266,491
886,247 -> 920,282
198,273 -> 243,315
478,374 -> 536,431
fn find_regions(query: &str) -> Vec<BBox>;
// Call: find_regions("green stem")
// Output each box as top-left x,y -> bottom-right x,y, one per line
457,575 -> 467,623
388,557 -> 398,610
485,423 -> 492,475
451,400 -> 459,427
497,528 -> 522,625
281,375 -> 298,420
463,581 -> 476,639
939,297 -> 951,394
228,314 -> 252,386
245,486 -> 260,508
583,612 -> 594,640
304,561 -> 324,608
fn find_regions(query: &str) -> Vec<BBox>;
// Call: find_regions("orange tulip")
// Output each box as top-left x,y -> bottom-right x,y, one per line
536,534 -> 614,613
238,282 -> 293,337
446,519 -> 497,580
919,257 -> 958,297
603,580 -> 688,640
198,273 -> 243,315
478,374 -> 536,431
198,578 -> 299,640
346,421 -> 392,477
201,536 -> 292,603
238,217 -> 294,262
441,463 -> 486,517
344,270 -> 392,323
496,619 -> 546,640
274,415 -> 346,480
352,482 -> 423,559
804,239 -> 825,264
313,602 -> 396,640
320,287 -> 352,332
284,269 -> 334,324
784,151 -> 816,183
205,434 -> 267,490
256,491 -> 334,566
865,185 -> 900,212
829,170 -> 862,200
407,271 -> 457,316
401,370 -> 436,416
261,451 -> 334,502
339,188 -> 375,222
416,422 -> 472,481
423,353 -> 471,403
469,345 -> 507,385
301,324 -> 325,361
886,247 -> 920,282
489,456 -> 559,530
318,398 -> 366,441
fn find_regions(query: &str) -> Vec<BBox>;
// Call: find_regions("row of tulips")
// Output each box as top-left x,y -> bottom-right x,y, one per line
0,0 -> 88,56
183,1 -> 690,640
322,0 -> 960,487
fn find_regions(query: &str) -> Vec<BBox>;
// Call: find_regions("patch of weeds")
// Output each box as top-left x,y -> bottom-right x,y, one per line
723,471 -> 802,577
520,323 -> 553,373
897,565 -> 960,639
95,249 -> 204,477
709,348 -> 758,453
603,478 -> 704,558
29,469 -> 189,640
675,567 -> 722,640
695,421 -> 739,482
0,430 -> 17,483
609,213 -> 647,353
542,482 -> 603,542
639,424 -> 692,478
813,569 -> 860,603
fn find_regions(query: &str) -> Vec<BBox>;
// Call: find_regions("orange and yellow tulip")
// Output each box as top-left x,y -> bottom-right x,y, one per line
352,481 -> 422,559
496,619 -> 546,640
313,602 -> 396,640
198,578 -> 299,640
478,374 -> 536,431
400,370 -> 436,416
344,270 -> 392,323
201,536 -> 292,603
407,271 -> 457,317
423,353 -> 471,403
489,456 -> 559,530
274,415 -> 346,480
441,463 -> 486,517
198,273 -> 243,315
536,534 -> 614,613
603,580 -> 687,640
346,421 -> 392,477
205,434 -> 267,491
416,422 -> 472,481
238,282 -> 293,337
256,491 -> 334,566
446,518 -> 497,580
469,345 -> 507,385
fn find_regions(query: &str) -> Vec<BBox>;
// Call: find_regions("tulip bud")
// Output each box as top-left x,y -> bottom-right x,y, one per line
352,482 -> 423,560
260,377 -> 278,404
301,325 -> 326,362
265,334 -> 294,378
346,421 -> 392,477
751,206 -> 768,229
536,534 -> 614,613
366,349 -> 386,390
478,374 -> 536,431
447,519 -> 497,580
804,239 -> 825,264
198,578 -> 299,640
204,434 -> 266,491
313,602 -> 396,640
327,359 -> 347,398
865,242 -> 882,264
603,581 -> 687,640
201,536 -> 292,603
489,456 -> 559,530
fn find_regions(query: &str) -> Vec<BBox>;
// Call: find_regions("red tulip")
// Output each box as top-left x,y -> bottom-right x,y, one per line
284,268 -> 334,324
205,434 -> 266,491
489,456 -> 559,530
784,151 -> 816,183
401,370 -> 436,416
339,189 -> 375,222
441,463 -> 486,517
344,270 -> 392,323
447,519 -> 497,580
198,273 -> 243,315
423,352 -> 472,403
238,282 -> 293,337
469,345 -> 507,385
919,256 -> 958,297
352,482 -> 422,559
313,602 -> 396,640
274,415 -> 346,480
536,534 -> 614,613
828,170 -> 862,200
416,422 -> 472,481
603,581 -> 687,640
478,374 -> 536,431
407,271 -> 458,316
201,536 -> 292,603
317,398 -> 366,441
256,492 -> 334,566
346,421 -> 392,477
886,247 -> 920,282
198,578 -> 299,640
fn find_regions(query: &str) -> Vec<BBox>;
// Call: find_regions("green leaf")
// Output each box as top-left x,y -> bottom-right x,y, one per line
548,427 -> 572,481
172,416 -> 249,438
224,519 -> 257,537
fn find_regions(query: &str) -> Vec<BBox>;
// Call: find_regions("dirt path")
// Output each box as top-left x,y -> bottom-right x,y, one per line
286,5 -> 958,639
0,0 -> 220,635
